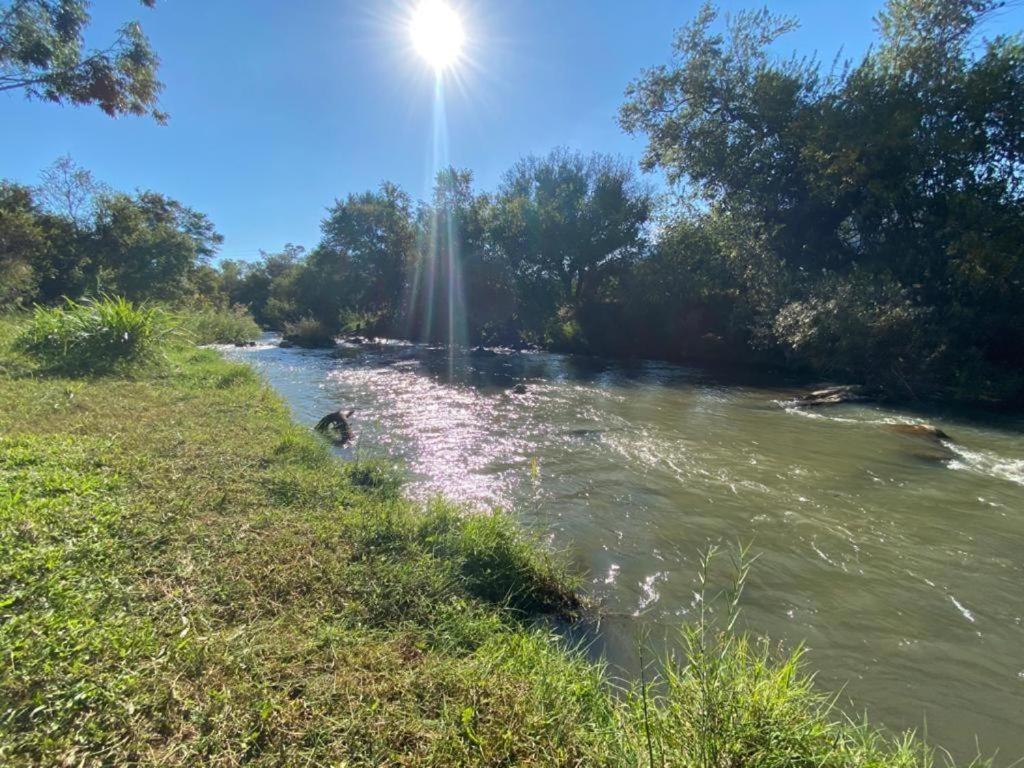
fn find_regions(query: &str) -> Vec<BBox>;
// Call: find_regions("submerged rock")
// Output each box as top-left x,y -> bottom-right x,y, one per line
888,423 -> 955,463
278,339 -> 295,348
888,423 -> 951,442
511,383 -> 528,395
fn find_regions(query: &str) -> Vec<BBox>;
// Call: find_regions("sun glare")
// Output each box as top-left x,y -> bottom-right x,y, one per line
410,0 -> 465,72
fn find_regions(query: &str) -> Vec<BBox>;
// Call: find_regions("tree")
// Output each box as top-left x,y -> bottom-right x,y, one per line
406,168 -> 513,344
36,154 -> 105,227
91,191 -> 223,300
620,0 -> 1024,398
0,182 -> 44,306
220,245 -> 306,328
0,180 -> 84,303
316,182 -> 417,323
0,0 -> 165,121
491,149 -> 650,310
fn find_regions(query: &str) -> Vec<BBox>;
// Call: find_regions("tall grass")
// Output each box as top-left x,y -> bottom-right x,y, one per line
15,296 -> 172,374
621,546 -> 944,768
178,304 -> 261,345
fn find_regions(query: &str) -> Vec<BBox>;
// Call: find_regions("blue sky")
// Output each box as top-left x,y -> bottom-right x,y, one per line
3,0 -> 1023,261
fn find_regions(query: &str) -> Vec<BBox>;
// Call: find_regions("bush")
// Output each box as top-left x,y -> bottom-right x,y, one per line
16,296 -> 172,374
282,317 -> 336,348
180,305 -> 261,345
772,272 -> 934,396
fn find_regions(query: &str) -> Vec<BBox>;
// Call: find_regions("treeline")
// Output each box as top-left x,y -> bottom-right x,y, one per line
214,156 -> 652,352
213,0 -> 1024,403
3,0 -> 1023,404
1,157 -> 222,307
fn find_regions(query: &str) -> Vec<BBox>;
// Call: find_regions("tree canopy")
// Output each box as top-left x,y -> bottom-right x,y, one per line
0,0 -> 165,121
0,159 -> 221,306
620,0 -> 1024,399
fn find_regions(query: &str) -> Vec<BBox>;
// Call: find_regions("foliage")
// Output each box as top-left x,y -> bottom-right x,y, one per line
0,165 -> 223,306
0,0 -> 165,121
491,148 -> 650,308
620,0 -> 1024,401
406,167 -> 511,344
15,295 -> 171,373
0,317 -> 940,765
311,182 -> 418,328
90,191 -> 223,300
282,315 -> 336,348
178,304 -> 260,346
217,244 -> 306,328
0,182 -> 44,308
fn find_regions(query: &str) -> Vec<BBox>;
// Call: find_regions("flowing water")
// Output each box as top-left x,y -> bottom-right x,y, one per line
226,336 -> 1024,761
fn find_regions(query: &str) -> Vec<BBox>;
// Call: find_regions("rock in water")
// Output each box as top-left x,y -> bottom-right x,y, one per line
511,383 -> 528,395
315,409 -> 355,444
795,385 -> 867,407
888,423 -> 951,442
888,423 -> 954,463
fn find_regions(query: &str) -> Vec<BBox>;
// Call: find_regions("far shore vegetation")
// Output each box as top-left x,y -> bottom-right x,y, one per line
0,307 -> 950,765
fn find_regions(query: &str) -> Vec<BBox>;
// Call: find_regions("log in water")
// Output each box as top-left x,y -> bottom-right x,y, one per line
226,335 -> 1024,762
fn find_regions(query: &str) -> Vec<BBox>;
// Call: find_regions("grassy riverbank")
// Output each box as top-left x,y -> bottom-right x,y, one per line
0,314 -> 942,766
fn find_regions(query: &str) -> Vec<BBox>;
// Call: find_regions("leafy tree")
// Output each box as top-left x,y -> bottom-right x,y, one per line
220,245 -> 305,328
621,0 -> 1024,399
405,168 -> 513,344
0,180 -> 85,304
90,191 -> 223,300
491,149 -> 650,311
0,0 -> 165,121
0,182 -> 44,307
314,182 -> 417,327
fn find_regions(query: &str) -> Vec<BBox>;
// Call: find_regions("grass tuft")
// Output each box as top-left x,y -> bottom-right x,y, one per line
178,304 -> 261,346
15,296 -> 172,375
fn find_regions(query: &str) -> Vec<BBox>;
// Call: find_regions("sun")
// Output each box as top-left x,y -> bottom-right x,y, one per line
409,0 -> 465,72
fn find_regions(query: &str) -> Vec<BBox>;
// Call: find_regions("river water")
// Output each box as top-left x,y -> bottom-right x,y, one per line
225,336 -> 1024,761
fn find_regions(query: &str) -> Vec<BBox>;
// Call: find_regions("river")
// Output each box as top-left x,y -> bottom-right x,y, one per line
224,336 -> 1024,762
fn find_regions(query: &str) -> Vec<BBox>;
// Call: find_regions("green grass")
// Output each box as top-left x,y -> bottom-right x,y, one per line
0,314 -> 948,766
178,305 -> 262,346
15,296 -> 173,375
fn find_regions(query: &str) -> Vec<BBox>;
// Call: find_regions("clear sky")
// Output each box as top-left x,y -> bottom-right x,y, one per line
4,0 -> 1023,261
